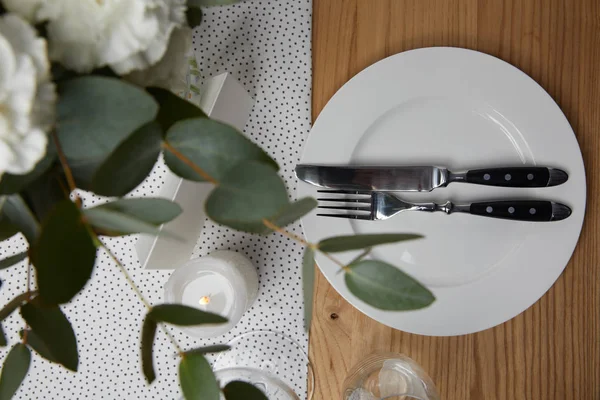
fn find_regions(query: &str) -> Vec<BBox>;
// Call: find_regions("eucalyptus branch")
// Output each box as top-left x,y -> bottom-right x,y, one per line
51,131 -> 81,206
262,219 -> 312,247
94,235 -> 183,354
162,142 -> 218,184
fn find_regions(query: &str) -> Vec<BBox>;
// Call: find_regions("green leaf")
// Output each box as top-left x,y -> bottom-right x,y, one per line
319,234 -> 423,253
3,195 -> 39,243
164,119 -> 278,182
83,198 -> 182,237
20,300 -> 78,371
179,353 -> 220,400
21,166 -> 68,222
223,381 -> 268,400
188,0 -> 242,6
0,326 -> 6,347
19,330 -> 59,364
0,144 -> 56,195
149,304 -> 227,326
205,161 -> 289,232
147,87 -> 207,132
57,76 -> 158,173
0,344 -> 30,400
141,317 -> 157,384
186,6 -> 203,27
183,345 -> 230,356
91,122 -> 163,197
302,247 -> 315,332
32,201 -> 96,304
0,293 -> 33,322
0,211 -> 18,241
344,260 -> 435,311
0,252 -> 27,270
226,197 -> 316,235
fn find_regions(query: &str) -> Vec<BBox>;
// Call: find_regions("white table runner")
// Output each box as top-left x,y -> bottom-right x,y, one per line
0,0 -> 312,397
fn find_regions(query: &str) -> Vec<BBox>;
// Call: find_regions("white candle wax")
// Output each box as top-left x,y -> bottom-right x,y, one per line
164,250 -> 259,338
181,271 -> 235,315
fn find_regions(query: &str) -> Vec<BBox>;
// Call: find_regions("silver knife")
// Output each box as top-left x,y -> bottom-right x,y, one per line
295,164 -> 568,191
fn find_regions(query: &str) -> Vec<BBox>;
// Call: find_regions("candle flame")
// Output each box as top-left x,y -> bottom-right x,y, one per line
199,296 -> 211,306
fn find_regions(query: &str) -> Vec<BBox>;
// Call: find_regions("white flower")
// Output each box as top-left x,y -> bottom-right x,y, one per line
0,14 -> 54,177
125,27 -> 192,93
5,0 -> 187,74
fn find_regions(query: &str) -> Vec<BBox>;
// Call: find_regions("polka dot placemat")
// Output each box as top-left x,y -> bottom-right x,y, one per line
0,0 -> 312,398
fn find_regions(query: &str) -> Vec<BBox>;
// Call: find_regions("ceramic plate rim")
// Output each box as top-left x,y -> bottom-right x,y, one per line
296,47 -> 586,336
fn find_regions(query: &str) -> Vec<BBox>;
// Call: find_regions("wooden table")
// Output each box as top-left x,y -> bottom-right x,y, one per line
308,1 -> 600,399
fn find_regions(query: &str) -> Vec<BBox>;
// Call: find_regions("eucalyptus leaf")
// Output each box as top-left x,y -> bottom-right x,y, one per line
179,353 -> 220,400
226,197 -> 317,235
0,292 -> 33,322
183,345 -> 230,356
265,197 -> 316,233
149,304 -> 227,326
32,201 -> 96,304
319,234 -> 423,253
91,122 -> 163,197
188,0 -> 241,6
22,166 -> 68,222
0,326 -> 5,347
19,330 -> 59,364
57,76 -> 158,163
0,251 -> 27,270
223,381 -> 268,400
164,119 -> 278,182
3,195 -> 39,243
147,87 -> 207,132
302,247 -> 315,331
0,344 -> 30,400
186,6 -> 203,27
344,260 -> 435,311
83,198 -> 182,237
205,161 -> 289,232
20,300 -> 78,371
141,317 -> 157,384
0,212 -> 18,242
0,144 -> 56,195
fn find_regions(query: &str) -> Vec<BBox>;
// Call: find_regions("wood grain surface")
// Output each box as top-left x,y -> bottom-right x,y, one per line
308,1 -> 600,399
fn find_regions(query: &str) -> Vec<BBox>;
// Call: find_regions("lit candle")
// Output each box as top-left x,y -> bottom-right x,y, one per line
164,250 -> 259,338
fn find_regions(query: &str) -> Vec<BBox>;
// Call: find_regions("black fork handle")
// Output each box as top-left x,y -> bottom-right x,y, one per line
459,167 -> 568,188
468,200 -> 571,222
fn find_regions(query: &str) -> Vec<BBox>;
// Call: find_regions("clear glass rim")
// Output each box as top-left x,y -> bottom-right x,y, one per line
215,330 -> 315,400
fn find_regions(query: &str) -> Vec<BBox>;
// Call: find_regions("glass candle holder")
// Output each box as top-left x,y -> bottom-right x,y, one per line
343,353 -> 439,400
164,250 -> 259,338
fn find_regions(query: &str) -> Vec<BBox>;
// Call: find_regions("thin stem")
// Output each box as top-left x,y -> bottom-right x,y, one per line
261,219 -> 312,247
52,130 -> 81,207
159,325 -> 183,355
95,236 -> 183,354
321,251 -> 348,271
22,261 -> 32,344
262,219 -> 348,270
97,238 -> 152,310
161,142 -> 218,184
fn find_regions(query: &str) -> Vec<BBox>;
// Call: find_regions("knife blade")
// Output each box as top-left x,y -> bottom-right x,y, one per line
295,164 -> 568,191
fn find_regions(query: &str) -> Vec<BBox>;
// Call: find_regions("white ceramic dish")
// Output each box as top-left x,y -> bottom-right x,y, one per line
297,47 -> 586,336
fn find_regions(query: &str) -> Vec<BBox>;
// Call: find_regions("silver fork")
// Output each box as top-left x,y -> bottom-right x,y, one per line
317,190 -> 571,222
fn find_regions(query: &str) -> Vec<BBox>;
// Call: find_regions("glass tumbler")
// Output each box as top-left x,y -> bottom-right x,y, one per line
343,353 -> 439,400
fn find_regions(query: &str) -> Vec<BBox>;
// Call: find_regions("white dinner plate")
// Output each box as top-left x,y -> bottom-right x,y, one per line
297,47 -> 586,336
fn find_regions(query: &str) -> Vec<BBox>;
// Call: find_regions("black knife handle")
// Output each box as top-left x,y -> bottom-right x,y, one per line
464,167 -> 567,187
469,200 -> 571,222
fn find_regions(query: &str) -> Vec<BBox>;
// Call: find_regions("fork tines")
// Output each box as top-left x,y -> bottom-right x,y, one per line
316,189 -> 372,220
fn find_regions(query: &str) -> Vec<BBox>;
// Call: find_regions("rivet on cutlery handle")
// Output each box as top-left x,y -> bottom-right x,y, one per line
469,200 -> 571,222
456,167 -> 568,187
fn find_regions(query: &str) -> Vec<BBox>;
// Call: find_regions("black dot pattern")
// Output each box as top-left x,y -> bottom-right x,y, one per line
0,1 -> 312,398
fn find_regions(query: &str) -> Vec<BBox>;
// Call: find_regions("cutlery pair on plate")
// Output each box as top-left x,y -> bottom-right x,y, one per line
295,165 -> 571,222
